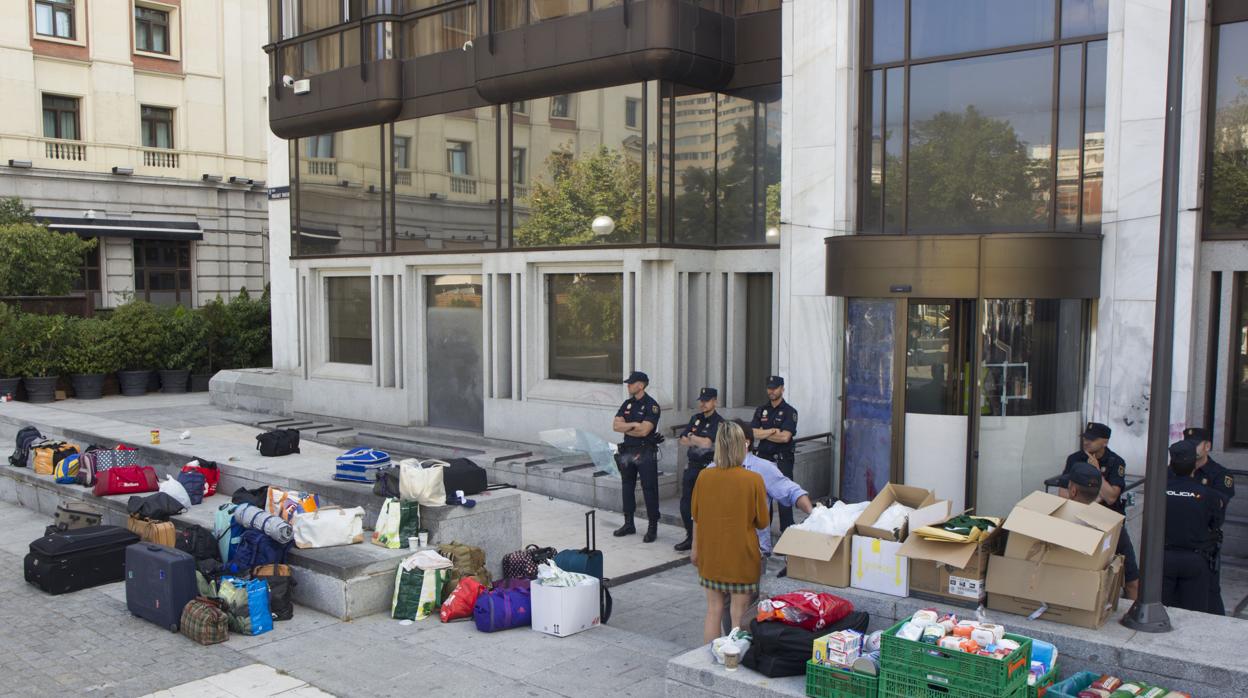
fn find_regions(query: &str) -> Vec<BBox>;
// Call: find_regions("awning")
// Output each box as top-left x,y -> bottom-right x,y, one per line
40,216 -> 203,241
296,225 -> 341,242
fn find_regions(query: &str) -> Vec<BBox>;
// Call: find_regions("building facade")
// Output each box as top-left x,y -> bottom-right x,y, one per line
0,0 -> 270,308
265,0 -> 1248,520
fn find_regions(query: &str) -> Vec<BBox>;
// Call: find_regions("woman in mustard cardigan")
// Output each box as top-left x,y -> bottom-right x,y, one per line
691,421 -> 770,642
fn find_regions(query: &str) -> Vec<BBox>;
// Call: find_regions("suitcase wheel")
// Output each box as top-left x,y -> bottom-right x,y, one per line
169,623 -> 179,633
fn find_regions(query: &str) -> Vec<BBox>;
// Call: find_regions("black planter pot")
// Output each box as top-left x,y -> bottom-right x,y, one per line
190,373 -> 213,392
0,377 -> 20,399
159,369 -> 190,394
147,370 -> 161,392
71,374 -> 106,400
23,376 -> 58,403
117,370 -> 151,396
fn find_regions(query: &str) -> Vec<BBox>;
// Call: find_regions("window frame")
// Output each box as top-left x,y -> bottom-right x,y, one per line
446,140 -> 470,176
550,94 -> 573,119
625,96 -> 641,129
1231,273 -> 1248,448
140,105 -> 175,149
41,94 -> 80,140
34,0 -> 75,40
134,5 -> 171,55
857,0 -> 1109,236
393,135 -> 411,170
1203,17 -> 1248,240
323,274 -> 374,368
132,239 -> 193,307
70,240 -> 103,309
544,271 -> 625,385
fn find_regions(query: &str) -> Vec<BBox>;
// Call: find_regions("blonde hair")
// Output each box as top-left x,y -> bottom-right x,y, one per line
714,421 -> 747,470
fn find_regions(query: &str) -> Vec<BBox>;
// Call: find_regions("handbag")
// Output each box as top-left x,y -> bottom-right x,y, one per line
334,447 -> 391,483
180,596 -> 230,645
292,506 -> 364,549
266,488 -> 321,522
79,449 -> 142,486
256,429 -> 300,457
399,458 -> 448,506
502,544 -> 558,581
126,514 -> 177,547
93,465 -> 159,496
219,576 -> 273,636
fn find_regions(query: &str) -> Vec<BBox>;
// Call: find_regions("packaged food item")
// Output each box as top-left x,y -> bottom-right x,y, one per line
921,625 -> 946,644
1092,676 -> 1123,692
851,656 -> 879,676
977,622 -> 1005,643
1161,692 -> 1191,698
825,647 -> 859,667
938,636 -> 963,651
863,630 -> 884,653
971,628 -> 996,647
997,638 -> 1021,652
952,624 -> 975,638
1136,688 -> 1168,698
897,622 -> 923,642
912,608 -> 939,626
825,629 -> 863,653
1028,660 -> 1047,685
958,639 -> 980,654
1108,685 -> 1144,697
937,613 -> 959,632
1078,690 -> 1112,698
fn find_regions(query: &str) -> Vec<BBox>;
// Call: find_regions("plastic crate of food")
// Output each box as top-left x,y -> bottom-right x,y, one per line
1045,671 -> 1100,698
1028,663 -> 1059,698
880,668 -> 1028,698
880,618 -> 1031,697
805,661 -> 878,698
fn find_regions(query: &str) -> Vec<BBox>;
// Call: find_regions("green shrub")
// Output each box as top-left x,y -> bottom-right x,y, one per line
63,317 -> 121,375
159,305 -> 209,371
0,302 -> 21,378
14,312 -> 70,377
0,222 -> 97,297
109,301 -> 163,371
199,286 -> 272,372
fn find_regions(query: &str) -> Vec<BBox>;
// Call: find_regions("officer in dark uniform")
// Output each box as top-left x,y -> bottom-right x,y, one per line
674,387 -> 723,552
612,371 -> 662,543
1058,461 -> 1138,591
751,376 -> 798,531
1183,427 -> 1235,615
1163,439 -> 1223,614
1062,421 -> 1138,599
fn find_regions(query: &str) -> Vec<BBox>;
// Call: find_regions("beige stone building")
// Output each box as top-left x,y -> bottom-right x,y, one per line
0,0 -> 270,308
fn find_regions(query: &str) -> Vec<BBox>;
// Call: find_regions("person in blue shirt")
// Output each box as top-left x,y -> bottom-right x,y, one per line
612,370 -> 662,543
751,376 -> 799,531
715,419 -> 814,634
675,387 -> 724,552
1183,427 -> 1235,615
1163,439 -> 1224,614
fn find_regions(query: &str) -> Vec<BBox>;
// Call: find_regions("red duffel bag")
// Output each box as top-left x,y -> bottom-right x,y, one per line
93,465 -> 159,496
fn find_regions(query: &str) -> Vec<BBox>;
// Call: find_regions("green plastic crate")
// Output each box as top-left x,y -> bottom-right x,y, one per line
879,669 -> 1027,698
1028,663 -> 1059,698
806,661 -> 878,698
880,618 -> 1031,698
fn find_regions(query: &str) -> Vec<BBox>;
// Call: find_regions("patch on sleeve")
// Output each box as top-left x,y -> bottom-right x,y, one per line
1118,464 -> 1125,478
1227,475 -> 1235,489
652,404 -> 659,414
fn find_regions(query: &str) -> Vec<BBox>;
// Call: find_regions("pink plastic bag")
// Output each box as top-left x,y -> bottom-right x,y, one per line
440,576 -> 485,623
755,591 -> 853,632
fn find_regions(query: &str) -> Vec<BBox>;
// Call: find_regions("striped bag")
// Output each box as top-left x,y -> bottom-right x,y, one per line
333,447 -> 391,484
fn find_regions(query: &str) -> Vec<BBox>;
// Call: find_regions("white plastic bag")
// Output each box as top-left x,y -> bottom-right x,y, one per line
399,458 -> 448,506
536,560 -> 596,588
793,500 -> 869,537
159,475 -> 191,511
293,506 -> 365,548
371,498 -> 403,549
709,627 -> 753,664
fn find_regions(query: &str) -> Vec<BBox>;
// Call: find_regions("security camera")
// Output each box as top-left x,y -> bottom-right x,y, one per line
462,40 -> 473,52
281,74 -> 295,88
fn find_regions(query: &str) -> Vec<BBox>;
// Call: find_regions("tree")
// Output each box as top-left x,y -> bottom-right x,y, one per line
0,197 -> 34,225
671,118 -> 781,245
0,202 -> 97,296
515,146 -> 645,247
1208,77 -> 1248,233
905,106 -> 1047,233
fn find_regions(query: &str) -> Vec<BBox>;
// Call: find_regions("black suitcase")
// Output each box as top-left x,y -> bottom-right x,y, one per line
125,543 -> 199,632
442,458 -> 488,499
24,525 -> 139,595
742,611 -> 870,678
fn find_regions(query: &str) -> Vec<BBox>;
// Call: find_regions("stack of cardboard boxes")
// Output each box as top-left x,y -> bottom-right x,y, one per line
899,511 -> 1005,607
985,491 -> 1126,628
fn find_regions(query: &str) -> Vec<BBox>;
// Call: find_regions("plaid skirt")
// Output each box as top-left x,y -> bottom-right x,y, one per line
700,577 -> 759,594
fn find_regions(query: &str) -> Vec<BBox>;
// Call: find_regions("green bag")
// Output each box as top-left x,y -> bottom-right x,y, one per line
399,501 -> 421,547
391,564 -> 447,621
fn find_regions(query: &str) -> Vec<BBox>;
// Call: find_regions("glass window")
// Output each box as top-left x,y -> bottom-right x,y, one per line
1233,274 -> 1248,446
402,5 -> 475,58
1207,21 -> 1248,238
744,273 -> 773,405
299,0 -> 343,33
446,141 -> 470,175
1062,0 -> 1109,37
547,273 -> 622,383
1082,41 -> 1106,233
550,95 -> 572,119
910,0 -> 1055,59
70,241 -> 102,309
979,299 -> 1086,417
141,106 -> 174,149
426,275 -> 485,431
625,97 -> 640,129
870,0 -> 904,64
905,302 -> 966,415
35,0 -> 74,39
393,135 -> 410,170
326,276 -> 372,365
305,134 -> 334,159
531,0 -> 588,24
673,92 -> 716,245
41,95 -> 79,140
512,101 -> 528,115
133,239 -> 193,307
511,147 -> 526,184
842,299 -> 896,503
135,6 -> 170,54
296,126 -> 385,255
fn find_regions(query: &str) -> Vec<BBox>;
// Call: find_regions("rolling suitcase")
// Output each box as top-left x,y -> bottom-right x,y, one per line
551,510 -> 613,624
441,458 -> 488,500
24,525 -> 139,595
125,543 -> 199,632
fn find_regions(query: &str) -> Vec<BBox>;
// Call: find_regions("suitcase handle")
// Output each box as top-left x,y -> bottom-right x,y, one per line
585,510 -> 595,552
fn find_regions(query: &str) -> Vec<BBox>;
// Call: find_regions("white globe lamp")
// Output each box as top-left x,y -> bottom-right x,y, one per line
591,215 -> 616,237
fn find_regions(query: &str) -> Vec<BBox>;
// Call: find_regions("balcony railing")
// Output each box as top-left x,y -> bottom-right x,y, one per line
450,176 -> 477,194
45,140 -> 87,161
307,158 -> 338,176
395,170 -> 412,185
143,149 -> 179,168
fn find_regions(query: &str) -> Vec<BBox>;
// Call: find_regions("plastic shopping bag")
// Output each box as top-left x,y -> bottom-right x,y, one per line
372,498 -> 403,549
755,591 -> 853,632
440,576 -> 485,623
710,627 -> 753,665
416,568 -> 449,620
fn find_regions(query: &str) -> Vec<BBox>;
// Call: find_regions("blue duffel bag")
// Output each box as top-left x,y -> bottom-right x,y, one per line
333,447 -> 391,484
473,587 -> 532,632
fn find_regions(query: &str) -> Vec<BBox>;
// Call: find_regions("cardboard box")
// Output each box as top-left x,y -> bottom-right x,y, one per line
900,520 -> 1004,605
1001,491 -> 1124,571
850,535 -> 910,597
854,484 -> 940,541
773,527 -> 852,588
985,554 -> 1124,629
531,578 -> 600,638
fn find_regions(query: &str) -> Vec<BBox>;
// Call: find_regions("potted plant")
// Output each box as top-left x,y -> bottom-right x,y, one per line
189,307 -> 214,392
15,312 -> 68,403
0,302 -> 22,398
65,318 -> 120,399
110,301 -> 162,396
157,306 -> 206,393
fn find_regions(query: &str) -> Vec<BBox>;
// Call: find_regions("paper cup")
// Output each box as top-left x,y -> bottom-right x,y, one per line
408,536 -> 420,549
417,530 -> 429,547
723,646 -> 740,671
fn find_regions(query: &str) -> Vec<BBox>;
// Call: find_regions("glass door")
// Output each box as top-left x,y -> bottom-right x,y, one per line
426,275 -> 484,432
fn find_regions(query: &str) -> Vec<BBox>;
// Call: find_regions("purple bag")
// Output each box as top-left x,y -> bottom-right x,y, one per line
472,587 -> 531,633
492,578 -> 531,593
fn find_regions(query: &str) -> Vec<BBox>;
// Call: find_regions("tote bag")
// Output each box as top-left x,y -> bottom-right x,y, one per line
292,506 -> 364,549
399,458 -> 449,506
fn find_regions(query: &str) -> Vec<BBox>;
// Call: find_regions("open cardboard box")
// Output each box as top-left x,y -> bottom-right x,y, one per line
854,484 -> 939,542
986,554 -> 1125,629
774,527 -> 852,588
849,499 -> 950,597
1001,491 -> 1124,570
899,512 -> 1004,604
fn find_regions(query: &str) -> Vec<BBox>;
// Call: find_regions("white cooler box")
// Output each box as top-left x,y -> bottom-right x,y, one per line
531,577 -> 601,638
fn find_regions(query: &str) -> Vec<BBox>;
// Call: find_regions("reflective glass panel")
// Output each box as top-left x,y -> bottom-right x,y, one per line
1061,0 -> 1108,37
1056,44 -> 1083,229
547,273 -> 622,383
1208,22 -> 1248,237
842,299 -> 895,503
427,275 -> 484,431
911,0 -> 1055,59
297,126 -> 385,255
1083,41 -> 1107,233
1235,274 -> 1248,445
327,277 -> 372,365
871,0 -> 905,64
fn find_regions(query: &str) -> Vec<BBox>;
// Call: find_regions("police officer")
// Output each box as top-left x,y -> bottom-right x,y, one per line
613,370 -> 662,543
674,388 -> 723,552
1062,421 -> 1138,599
751,376 -> 798,531
1163,439 -> 1223,614
1183,427 -> 1235,615
1058,461 -> 1137,594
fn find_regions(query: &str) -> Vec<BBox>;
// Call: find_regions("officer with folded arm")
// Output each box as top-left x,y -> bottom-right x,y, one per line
1163,439 -> 1224,614
675,387 -> 723,552
1183,427 -> 1235,615
751,376 -> 798,532
612,370 -> 662,543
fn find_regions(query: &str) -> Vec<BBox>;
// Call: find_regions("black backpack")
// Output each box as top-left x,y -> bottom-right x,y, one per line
372,466 -> 400,499
256,429 -> 300,457
442,458 -> 488,501
9,426 -> 43,468
742,611 -> 870,678
126,493 -> 186,521
176,523 -> 222,562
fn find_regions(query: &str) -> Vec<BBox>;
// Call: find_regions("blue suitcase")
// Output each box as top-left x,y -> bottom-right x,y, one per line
552,510 -> 612,623
126,543 -> 198,632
